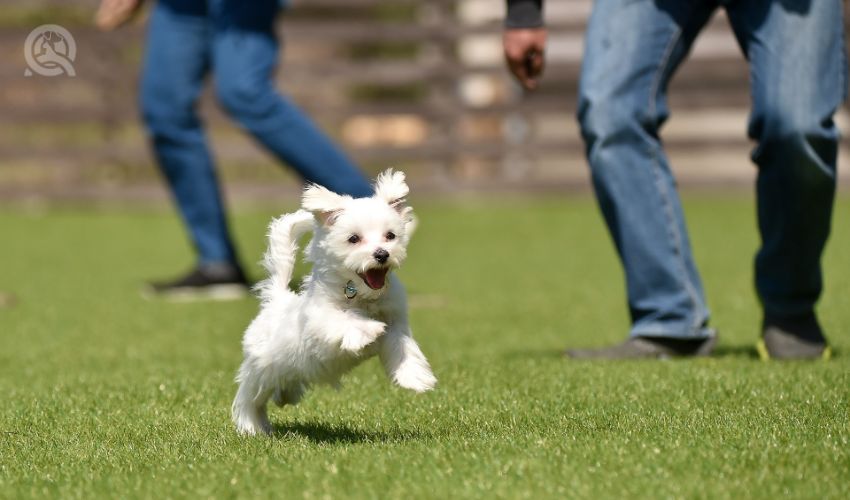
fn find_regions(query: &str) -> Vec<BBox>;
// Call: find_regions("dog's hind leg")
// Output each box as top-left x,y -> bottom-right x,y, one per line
272,382 -> 306,407
232,366 -> 275,436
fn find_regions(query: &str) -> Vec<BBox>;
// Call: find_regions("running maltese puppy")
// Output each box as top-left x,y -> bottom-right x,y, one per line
232,169 -> 436,436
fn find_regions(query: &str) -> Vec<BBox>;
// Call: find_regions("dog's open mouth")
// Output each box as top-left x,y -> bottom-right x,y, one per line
358,268 -> 389,290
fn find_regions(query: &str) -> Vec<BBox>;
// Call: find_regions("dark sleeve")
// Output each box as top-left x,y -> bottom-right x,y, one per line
505,0 -> 544,29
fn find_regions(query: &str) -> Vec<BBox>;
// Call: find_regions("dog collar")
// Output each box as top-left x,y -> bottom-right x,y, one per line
344,280 -> 358,299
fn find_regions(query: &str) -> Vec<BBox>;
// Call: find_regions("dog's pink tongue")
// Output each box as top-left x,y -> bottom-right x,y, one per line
363,268 -> 388,289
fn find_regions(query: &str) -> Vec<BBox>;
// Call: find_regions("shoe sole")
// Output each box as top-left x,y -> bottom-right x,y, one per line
141,284 -> 250,302
565,333 -> 719,360
756,339 -> 832,361
692,333 -> 718,357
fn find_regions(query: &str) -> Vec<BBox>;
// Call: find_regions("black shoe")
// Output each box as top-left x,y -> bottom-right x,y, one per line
566,332 -> 718,360
144,263 -> 250,301
757,313 -> 831,361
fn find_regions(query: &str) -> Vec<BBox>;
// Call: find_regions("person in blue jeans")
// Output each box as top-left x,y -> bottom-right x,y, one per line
97,0 -> 373,299
504,0 -> 846,359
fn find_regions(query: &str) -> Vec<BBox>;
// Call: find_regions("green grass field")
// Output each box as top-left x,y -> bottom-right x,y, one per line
1,195 -> 848,499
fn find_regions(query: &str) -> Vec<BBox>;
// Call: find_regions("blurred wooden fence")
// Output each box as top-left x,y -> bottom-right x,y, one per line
0,0 -> 847,203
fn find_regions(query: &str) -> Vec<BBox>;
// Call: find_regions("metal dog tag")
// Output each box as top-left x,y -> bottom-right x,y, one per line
344,280 -> 358,299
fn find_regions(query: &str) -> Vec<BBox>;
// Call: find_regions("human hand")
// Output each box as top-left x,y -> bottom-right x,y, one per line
95,0 -> 145,31
503,28 -> 547,90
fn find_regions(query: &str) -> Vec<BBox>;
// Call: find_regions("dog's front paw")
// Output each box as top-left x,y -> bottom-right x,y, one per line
233,408 -> 273,436
394,363 -> 437,393
236,420 -> 272,437
361,319 -> 387,339
340,320 -> 386,353
340,331 -> 373,353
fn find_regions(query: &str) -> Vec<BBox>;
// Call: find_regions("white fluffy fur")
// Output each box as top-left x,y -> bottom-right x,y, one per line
232,169 -> 436,436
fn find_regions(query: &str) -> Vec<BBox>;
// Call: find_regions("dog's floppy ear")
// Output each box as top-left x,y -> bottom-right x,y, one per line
302,183 -> 349,226
374,168 -> 409,212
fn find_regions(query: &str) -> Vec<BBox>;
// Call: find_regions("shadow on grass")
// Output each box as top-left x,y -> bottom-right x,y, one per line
501,349 -> 565,360
712,345 -> 760,359
714,345 -> 840,360
271,421 -> 424,444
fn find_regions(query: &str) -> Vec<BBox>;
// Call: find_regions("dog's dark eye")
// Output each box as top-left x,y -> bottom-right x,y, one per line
347,234 -> 361,244
385,231 -> 396,241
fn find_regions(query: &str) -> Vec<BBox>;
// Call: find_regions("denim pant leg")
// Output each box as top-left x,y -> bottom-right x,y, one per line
726,0 -> 847,320
140,0 -> 239,265
577,0 -> 717,338
209,0 -> 373,198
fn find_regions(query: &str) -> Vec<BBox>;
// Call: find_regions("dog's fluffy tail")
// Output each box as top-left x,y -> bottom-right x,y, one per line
258,209 -> 314,299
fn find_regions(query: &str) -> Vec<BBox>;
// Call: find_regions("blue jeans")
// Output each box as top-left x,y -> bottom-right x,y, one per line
578,0 -> 846,338
140,0 -> 373,266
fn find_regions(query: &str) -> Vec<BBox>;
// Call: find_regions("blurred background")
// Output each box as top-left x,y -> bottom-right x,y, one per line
1,0 -> 848,205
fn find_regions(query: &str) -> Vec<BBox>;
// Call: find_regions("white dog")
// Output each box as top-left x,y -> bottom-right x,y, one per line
232,169 -> 436,436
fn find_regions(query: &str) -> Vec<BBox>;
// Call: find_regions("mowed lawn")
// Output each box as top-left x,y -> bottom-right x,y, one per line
1,195 -> 848,499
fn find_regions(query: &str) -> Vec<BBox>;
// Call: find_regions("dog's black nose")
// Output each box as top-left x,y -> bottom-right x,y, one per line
373,248 -> 389,264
